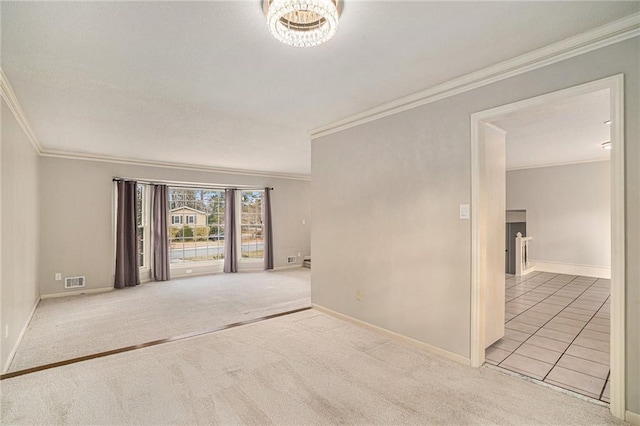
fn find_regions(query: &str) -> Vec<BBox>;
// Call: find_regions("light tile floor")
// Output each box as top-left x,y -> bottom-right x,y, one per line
486,271 -> 610,403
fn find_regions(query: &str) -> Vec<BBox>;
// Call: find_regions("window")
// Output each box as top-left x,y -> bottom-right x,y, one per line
136,184 -> 147,268
168,188 -> 225,263
241,190 -> 264,259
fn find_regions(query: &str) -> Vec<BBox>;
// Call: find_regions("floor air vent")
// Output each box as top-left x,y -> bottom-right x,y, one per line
65,276 -> 86,289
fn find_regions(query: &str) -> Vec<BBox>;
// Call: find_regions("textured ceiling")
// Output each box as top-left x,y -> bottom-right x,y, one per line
2,2 -> 638,176
494,90 -> 610,170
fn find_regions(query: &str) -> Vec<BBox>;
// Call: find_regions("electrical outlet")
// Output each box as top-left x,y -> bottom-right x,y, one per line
297,252 -> 301,257
55,273 -> 62,281
186,269 -> 193,274
302,219 -> 306,225
355,290 -> 362,301
5,324 -> 8,339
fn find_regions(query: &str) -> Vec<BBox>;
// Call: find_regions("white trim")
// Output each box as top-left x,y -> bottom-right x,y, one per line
272,265 -> 304,271
312,304 -> 471,366
506,158 -> 610,172
484,122 -> 506,134
40,150 -> 311,181
470,112 -> 483,367
139,267 -> 152,282
2,297 -> 40,374
626,410 -> 640,425
609,74 -> 626,420
40,287 -> 114,299
531,260 -> 611,279
470,75 -> 625,419
310,13 -> 640,140
0,69 -> 43,154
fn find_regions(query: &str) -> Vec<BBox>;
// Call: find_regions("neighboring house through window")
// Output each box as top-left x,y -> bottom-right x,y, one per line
168,188 -> 225,263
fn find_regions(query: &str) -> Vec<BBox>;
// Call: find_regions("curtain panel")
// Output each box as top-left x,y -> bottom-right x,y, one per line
223,189 -> 238,273
152,184 -> 171,281
114,180 -> 140,288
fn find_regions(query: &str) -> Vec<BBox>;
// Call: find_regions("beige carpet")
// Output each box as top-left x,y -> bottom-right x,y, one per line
9,268 -> 310,372
1,309 -> 624,425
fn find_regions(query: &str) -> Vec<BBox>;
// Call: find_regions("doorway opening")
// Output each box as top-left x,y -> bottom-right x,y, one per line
470,75 -> 625,419
505,210 -> 526,275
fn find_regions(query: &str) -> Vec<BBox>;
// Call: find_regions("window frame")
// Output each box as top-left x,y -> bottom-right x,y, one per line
239,190 -> 265,263
168,187 -> 226,267
136,184 -> 151,272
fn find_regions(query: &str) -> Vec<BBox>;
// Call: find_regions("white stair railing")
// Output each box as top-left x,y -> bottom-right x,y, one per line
515,232 -> 535,276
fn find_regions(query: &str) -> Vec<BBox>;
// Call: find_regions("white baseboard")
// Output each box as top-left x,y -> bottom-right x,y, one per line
2,297 -> 40,374
627,410 -> 640,425
312,303 -> 470,366
530,260 -> 611,279
272,265 -> 304,271
516,266 -> 536,277
40,287 -> 114,299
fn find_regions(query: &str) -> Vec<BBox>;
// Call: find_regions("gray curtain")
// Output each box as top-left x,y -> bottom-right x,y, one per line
152,184 -> 170,281
223,189 -> 238,273
114,180 -> 140,288
264,187 -> 274,270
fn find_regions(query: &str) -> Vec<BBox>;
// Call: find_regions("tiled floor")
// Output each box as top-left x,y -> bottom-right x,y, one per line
486,271 -> 610,403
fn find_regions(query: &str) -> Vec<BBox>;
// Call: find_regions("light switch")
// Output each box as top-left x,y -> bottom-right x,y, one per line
459,204 -> 470,220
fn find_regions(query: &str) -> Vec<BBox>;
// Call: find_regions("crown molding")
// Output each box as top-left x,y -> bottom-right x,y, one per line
39,150 -> 311,181
310,12 -> 640,140
506,157 -> 610,172
0,68 -> 43,154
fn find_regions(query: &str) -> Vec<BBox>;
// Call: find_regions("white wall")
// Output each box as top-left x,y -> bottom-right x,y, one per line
311,37 -> 640,411
507,161 -> 610,276
38,157 -> 311,296
1,99 -> 40,372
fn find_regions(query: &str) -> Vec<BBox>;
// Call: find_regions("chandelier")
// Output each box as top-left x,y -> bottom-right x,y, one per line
263,0 -> 339,47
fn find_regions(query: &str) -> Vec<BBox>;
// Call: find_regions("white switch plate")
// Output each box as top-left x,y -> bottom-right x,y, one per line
302,219 -> 306,225
55,273 -> 62,281
459,204 -> 470,220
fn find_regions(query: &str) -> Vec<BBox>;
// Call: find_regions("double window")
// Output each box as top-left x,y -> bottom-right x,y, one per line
135,186 -> 264,268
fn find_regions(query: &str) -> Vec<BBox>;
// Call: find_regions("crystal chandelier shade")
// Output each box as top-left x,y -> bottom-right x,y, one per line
264,0 -> 339,47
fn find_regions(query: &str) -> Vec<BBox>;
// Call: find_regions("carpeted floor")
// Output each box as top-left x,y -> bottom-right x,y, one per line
0,309 -> 623,425
9,268 -> 310,372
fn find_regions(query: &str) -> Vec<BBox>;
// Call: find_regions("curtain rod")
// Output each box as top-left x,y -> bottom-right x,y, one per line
112,178 -> 273,191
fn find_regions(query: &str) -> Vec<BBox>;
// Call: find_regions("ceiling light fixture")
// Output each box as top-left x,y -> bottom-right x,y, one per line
263,0 -> 339,47
601,141 -> 612,150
